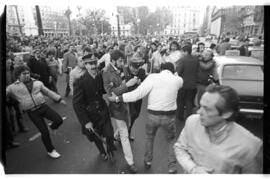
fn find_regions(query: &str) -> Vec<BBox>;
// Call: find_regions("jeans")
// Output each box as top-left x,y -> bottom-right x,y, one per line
27,104 -> 63,152
114,119 -> 134,165
145,113 -> 177,170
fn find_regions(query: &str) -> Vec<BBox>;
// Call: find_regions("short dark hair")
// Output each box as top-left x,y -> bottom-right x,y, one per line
209,43 -> 216,49
205,84 -> 240,122
14,65 -> 30,79
169,41 -> 180,50
160,62 -> 175,73
110,50 -> 125,61
181,45 -> 192,55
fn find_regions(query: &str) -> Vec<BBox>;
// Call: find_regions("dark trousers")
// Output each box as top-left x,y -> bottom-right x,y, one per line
27,104 -> 63,152
73,104 -> 116,154
4,107 -> 15,150
48,77 -> 58,93
7,97 -> 25,132
177,88 -> 197,121
128,100 -> 142,135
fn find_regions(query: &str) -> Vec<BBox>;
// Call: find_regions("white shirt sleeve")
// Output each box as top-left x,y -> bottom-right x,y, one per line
122,75 -> 154,103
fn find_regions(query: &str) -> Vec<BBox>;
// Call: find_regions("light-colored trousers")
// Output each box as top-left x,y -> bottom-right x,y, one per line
114,119 -> 134,165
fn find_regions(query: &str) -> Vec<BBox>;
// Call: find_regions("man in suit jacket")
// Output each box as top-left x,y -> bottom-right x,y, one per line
102,50 -> 139,173
176,45 -> 199,121
72,54 -> 116,161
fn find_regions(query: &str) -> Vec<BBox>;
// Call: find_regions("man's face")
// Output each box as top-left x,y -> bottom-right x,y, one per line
113,45 -> 119,50
129,63 -> 141,75
19,70 -> 31,83
70,45 -> 76,52
84,60 -> 98,73
202,51 -> 213,61
170,44 -> 177,51
48,54 -> 54,60
77,58 -> 85,68
115,57 -> 124,69
197,92 -> 224,127
199,45 -> 205,53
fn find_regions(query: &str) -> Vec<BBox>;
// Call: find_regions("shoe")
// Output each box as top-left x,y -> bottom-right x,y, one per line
129,135 -> 135,141
7,142 -> 20,149
168,169 -> 177,174
107,151 -> 115,162
128,164 -> 137,174
144,160 -> 152,169
47,149 -> 61,158
100,153 -> 108,161
19,127 -> 29,133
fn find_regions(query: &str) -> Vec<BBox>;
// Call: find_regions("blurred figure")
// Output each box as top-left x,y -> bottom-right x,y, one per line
195,49 -> 218,108
176,45 -> 199,121
62,44 -> 78,97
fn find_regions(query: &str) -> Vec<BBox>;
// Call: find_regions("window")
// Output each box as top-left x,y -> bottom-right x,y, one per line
222,65 -> 263,81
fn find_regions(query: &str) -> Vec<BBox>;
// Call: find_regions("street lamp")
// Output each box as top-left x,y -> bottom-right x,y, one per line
137,18 -> 140,35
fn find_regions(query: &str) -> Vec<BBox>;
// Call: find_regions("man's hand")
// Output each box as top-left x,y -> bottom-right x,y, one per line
60,99 -> 67,105
191,166 -> 214,174
126,76 -> 139,87
85,122 -> 94,131
107,92 -> 117,102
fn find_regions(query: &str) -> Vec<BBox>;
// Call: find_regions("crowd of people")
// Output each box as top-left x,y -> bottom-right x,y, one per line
5,33 -> 263,174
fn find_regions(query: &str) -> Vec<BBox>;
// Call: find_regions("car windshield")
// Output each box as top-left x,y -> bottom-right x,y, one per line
222,65 -> 263,80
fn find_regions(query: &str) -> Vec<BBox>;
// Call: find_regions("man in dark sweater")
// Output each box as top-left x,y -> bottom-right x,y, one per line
176,45 -> 199,121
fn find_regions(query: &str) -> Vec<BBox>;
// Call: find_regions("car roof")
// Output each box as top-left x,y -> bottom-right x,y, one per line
214,56 -> 264,66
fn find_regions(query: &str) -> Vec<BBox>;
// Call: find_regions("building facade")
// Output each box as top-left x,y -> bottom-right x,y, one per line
32,6 -> 69,36
6,5 -> 26,35
164,6 -> 200,35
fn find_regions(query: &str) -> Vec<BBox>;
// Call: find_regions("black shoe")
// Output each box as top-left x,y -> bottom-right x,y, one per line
128,164 -> 137,174
7,142 -> 20,149
107,151 -> 115,161
129,135 -> 135,141
100,153 -> 108,161
168,169 -> 177,174
144,160 -> 152,169
19,127 -> 29,133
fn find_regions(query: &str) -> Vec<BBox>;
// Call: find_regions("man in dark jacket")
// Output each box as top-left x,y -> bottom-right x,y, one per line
27,48 -> 51,88
176,45 -> 199,121
103,50 -> 139,173
72,54 -> 116,161
123,53 -> 146,140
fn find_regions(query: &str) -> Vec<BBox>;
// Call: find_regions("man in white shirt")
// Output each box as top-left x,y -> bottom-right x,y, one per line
174,84 -> 262,174
108,62 -> 183,174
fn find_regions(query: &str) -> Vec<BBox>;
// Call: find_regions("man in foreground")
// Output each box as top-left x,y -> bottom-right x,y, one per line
174,84 -> 262,173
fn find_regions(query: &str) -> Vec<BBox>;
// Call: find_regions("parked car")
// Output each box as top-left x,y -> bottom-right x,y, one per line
214,56 -> 264,119
214,56 -> 263,137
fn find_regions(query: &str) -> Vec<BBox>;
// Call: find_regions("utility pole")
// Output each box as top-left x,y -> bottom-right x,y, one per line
117,14 -> 120,38
35,5 -> 44,35
65,8 -> 72,35
13,5 -> 23,35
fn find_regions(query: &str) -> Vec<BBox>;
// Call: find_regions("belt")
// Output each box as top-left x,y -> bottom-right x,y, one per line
27,104 -> 45,112
148,109 -> 176,116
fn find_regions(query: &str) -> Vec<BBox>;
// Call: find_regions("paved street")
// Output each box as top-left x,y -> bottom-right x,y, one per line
5,74 -> 186,174
4,73 -> 263,174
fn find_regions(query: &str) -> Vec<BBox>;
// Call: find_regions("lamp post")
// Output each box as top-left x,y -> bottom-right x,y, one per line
137,18 -> 141,35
